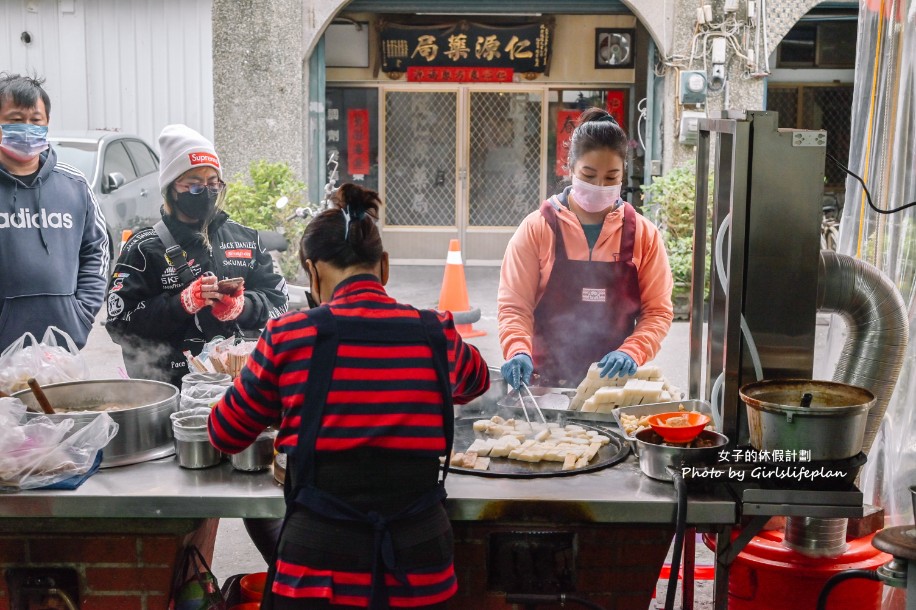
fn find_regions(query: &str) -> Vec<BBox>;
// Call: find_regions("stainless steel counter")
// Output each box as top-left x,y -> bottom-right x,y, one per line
0,454 -> 737,525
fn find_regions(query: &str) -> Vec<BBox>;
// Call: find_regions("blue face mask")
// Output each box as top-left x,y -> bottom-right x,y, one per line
1,123 -> 50,161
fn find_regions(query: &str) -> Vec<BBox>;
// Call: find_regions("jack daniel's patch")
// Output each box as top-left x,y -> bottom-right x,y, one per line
582,288 -> 606,303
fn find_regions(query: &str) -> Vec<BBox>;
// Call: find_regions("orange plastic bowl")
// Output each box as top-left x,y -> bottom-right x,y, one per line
240,571 -> 268,602
646,411 -> 711,444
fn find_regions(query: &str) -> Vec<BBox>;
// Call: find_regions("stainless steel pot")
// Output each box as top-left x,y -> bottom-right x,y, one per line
634,429 -> 729,482
15,379 -> 179,468
231,429 -> 277,472
739,379 -> 874,461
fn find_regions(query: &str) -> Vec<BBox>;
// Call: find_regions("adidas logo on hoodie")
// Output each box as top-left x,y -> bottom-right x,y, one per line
0,208 -> 74,229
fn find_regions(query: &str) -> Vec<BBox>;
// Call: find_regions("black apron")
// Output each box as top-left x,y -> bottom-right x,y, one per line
261,305 -> 455,610
531,199 -> 642,386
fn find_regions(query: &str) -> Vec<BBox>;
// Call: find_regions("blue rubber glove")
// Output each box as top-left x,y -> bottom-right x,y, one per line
598,350 -> 637,379
501,354 -> 534,390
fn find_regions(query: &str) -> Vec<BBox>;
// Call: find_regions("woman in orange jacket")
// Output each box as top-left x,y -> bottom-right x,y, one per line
497,108 -> 674,389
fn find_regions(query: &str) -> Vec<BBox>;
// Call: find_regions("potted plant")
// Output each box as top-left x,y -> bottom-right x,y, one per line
641,164 -> 712,319
222,161 -> 310,283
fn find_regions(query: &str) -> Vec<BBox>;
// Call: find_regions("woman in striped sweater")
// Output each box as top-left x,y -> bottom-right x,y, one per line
208,183 -> 490,609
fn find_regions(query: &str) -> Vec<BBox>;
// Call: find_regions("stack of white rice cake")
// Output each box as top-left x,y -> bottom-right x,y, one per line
569,362 -> 682,413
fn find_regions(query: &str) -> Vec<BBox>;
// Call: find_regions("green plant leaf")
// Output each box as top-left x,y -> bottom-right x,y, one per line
222,161 -> 311,283
641,163 -> 713,295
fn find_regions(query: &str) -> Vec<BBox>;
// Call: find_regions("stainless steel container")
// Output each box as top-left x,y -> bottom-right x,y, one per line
739,379 -> 874,461
634,429 -> 729,482
784,516 -> 848,557
459,367 -> 507,415
171,411 -> 221,469
175,438 -> 222,469
231,429 -> 277,472
15,379 -> 179,468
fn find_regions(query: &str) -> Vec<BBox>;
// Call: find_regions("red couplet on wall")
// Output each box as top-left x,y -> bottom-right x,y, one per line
347,109 -> 370,176
606,90 -> 627,127
555,109 -> 581,176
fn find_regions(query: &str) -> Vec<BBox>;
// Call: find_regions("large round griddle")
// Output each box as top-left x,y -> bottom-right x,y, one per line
449,418 -> 629,478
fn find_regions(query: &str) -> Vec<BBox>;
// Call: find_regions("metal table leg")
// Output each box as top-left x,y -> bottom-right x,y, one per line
712,526 -> 732,610
683,528 -> 695,610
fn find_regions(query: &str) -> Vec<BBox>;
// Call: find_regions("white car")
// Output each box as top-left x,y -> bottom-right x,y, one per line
50,131 -> 160,257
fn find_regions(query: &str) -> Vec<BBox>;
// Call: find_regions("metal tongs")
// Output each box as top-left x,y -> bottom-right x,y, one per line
517,382 -> 548,425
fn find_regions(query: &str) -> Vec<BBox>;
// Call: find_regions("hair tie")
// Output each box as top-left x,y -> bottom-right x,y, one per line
596,113 -> 618,125
341,206 -> 352,240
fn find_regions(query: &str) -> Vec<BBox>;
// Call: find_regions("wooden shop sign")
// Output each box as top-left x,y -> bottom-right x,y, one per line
379,20 -> 552,75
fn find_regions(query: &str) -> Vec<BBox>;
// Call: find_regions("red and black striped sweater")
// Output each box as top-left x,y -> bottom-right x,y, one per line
209,275 -> 489,607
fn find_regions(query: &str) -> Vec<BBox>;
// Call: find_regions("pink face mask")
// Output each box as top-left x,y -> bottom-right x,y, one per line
571,176 -> 621,213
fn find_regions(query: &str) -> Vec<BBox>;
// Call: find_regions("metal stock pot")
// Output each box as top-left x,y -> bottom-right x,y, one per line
15,379 -> 179,467
739,379 -> 874,461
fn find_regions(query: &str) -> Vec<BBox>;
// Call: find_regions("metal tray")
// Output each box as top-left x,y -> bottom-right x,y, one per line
611,399 -> 715,443
449,417 -> 629,478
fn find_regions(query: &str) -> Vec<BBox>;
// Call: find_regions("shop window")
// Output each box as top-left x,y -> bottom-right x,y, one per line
777,21 -> 856,69
325,87 -> 380,191
546,89 -> 629,197
767,84 -> 853,189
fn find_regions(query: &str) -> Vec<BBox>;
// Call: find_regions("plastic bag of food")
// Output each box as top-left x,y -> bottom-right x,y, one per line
0,397 -> 118,491
180,384 -> 229,411
0,327 -> 90,394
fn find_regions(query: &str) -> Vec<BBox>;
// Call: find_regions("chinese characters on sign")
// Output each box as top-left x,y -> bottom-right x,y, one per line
555,110 -> 581,177
347,109 -> 370,176
605,90 -> 627,127
380,20 -> 552,74
406,67 -> 513,83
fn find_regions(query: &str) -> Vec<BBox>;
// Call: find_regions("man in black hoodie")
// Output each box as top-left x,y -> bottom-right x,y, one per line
0,73 -> 109,351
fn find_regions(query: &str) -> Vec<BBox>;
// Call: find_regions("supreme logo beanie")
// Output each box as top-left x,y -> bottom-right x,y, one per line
157,124 -> 223,198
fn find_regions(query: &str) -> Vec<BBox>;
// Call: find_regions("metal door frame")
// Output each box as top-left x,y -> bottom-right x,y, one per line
380,83 -> 548,244
462,85 -> 549,233
380,83 -> 461,239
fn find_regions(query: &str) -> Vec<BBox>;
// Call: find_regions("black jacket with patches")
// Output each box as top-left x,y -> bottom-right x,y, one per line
105,209 -> 288,386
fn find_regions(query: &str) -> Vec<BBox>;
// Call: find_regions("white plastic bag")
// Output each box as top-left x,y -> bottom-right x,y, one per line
0,397 -> 118,491
0,327 -> 90,394
170,407 -> 214,442
179,384 -> 229,411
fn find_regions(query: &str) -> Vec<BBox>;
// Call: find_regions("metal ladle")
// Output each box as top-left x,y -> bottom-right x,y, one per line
27,378 -> 56,415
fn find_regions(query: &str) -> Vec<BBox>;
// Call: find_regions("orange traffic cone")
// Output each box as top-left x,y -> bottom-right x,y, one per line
438,239 -> 486,339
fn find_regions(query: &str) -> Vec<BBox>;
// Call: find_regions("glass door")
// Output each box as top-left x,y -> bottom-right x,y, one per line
381,86 -> 545,262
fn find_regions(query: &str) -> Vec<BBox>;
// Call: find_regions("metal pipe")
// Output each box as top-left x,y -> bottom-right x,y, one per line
817,250 -> 909,455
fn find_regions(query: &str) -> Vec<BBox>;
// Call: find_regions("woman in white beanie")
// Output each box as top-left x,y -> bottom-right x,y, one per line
104,124 -> 288,562
105,123 -> 288,384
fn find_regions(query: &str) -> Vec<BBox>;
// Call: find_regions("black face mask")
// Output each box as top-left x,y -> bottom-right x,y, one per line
173,190 -> 218,222
305,289 -> 320,309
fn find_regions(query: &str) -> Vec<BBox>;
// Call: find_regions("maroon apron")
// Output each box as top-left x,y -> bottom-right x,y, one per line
531,199 -> 642,386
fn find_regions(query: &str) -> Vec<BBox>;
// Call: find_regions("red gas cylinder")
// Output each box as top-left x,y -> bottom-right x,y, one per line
703,529 -> 889,610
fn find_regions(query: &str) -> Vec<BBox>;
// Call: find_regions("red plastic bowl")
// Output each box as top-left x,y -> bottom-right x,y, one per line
646,411 -> 711,444
229,604 -> 261,610
240,571 -> 268,602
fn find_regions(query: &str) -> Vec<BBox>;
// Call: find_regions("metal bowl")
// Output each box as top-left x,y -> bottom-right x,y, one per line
739,379 -> 874,460
15,379 -> 179,468
634,429 -> 729,482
